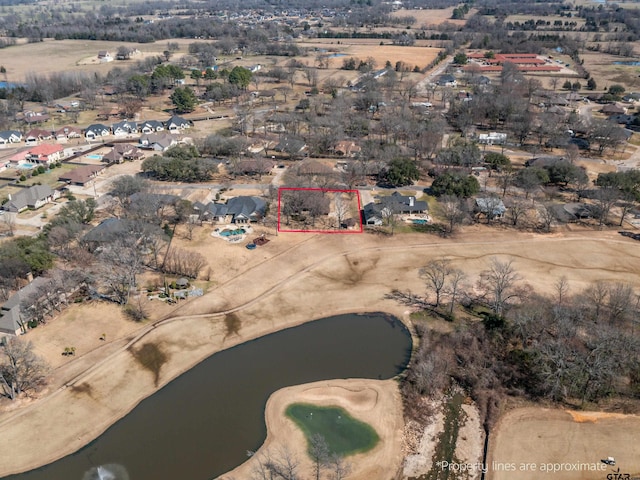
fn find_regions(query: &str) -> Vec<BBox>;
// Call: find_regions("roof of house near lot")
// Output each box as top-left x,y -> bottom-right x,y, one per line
59,164 -> 105,185
3,185 -> 54,211
83,218 -> 161,244
0,277 -> 51,335
28,143 -> 64,157
380,192 -> 428,212
475,197 -> 506,216
196,196 -> 266,219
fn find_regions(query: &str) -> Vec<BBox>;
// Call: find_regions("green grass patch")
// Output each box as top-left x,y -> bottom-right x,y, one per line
21,163 -> 76,188
411,392 -> 466,480
285,403 -> 379,457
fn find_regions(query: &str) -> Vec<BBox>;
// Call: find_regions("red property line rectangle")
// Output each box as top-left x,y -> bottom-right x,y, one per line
277,187 -> 363,234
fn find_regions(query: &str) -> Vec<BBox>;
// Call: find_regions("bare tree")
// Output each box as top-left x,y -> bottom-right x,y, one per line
249,446 -> 300,480
582,280 -> 609,323
185,216 -> 197,241
309,433 -> 330,480
498,169 -> 515,198
554,275 -> 569,305
607,282 -> 635,325
507,199 -> 529,228
2,212 -> 16,236
438,195 -> 466,234
98,236 -> 145,304
420,259 -> 452,308
303,67 -> 318,87
539,204 -> 556,232
333,193 -> 349,229
0,338 -> 49,400
162,247 -> 207,279
594,188 -> 618,226
381,203 -> 400,235
446,269 -> 467,317
328,453 -> 351,480
478,258 -> 522,316
564,143 -> 580,164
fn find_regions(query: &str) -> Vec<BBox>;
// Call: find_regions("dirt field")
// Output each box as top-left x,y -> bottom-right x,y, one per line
488,407 -> 640,480
0,38 -> 248,82
296,40 -> 441,71
391,7 -> 476,27
222,379 -> 404,480
1,225 -> 640,477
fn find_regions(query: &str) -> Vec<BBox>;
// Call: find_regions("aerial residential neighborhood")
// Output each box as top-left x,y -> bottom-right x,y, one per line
0,1 -> 639,480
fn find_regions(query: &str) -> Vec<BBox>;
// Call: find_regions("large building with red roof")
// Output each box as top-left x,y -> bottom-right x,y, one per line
26,143 -> 65,165
465,52 -> 563,73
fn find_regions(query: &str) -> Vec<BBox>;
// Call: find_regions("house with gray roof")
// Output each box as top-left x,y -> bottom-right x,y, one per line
475,197 -> 506,219
3,185 -> 59,213
139,120 -> 165,134
363,192 -> 428,225
274,136 -> 307,156
82,218 -> 164,250
138,133 -> 177,151
194,196 -> 266,224
165,115 -> 191,133
437,74 -> 457,87
112,120 -> 138,137
85,124 -> 110,140
0,277 -> 50,336
0,130 -> 23,145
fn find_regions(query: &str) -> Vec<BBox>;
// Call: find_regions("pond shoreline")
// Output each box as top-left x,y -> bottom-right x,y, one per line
0,309 -> 413,479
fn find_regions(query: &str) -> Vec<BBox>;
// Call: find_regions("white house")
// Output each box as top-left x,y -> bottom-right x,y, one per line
165,115 -> 191,133
85,124 -> 110,140
0,130 -> 23,146
478,132 -> 507,145
97,51 -> 113,62
112,120 -> 138,137
26,144 -> 65,165
139,120 -> 165,134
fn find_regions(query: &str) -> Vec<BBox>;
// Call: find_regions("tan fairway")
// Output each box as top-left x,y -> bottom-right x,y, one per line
0,227 -> 639,477
488,408 -> 640,480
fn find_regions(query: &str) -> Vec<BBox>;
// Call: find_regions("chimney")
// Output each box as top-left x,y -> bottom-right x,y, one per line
409,197 -> 414,207
26,272 -> 33,283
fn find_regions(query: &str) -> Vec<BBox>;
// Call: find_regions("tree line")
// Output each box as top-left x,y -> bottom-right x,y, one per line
394,257 -> 640,432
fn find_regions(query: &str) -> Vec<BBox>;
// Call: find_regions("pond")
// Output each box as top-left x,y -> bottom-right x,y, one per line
613,61 -> 640,66
5,312 -> 412,480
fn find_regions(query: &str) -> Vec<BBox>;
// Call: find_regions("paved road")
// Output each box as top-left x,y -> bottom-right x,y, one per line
417,56 -> 453,96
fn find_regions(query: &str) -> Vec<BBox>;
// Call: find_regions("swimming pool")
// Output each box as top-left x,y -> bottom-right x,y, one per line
86,154 -> 103,160
219,228 -> 247,237
16,162 -> 37,169
412,219 -> 429,225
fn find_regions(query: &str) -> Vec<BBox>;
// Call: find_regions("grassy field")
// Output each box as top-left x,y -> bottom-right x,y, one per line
581,50 -> 640,92
285,403 -> 380,457
20,163 -> 76,188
